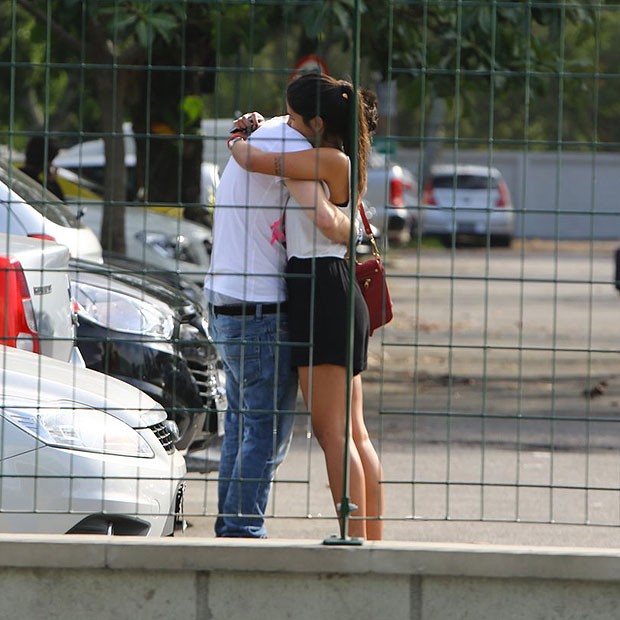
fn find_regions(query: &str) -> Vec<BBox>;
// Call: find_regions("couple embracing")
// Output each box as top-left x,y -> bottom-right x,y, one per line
204,72 -> 384,541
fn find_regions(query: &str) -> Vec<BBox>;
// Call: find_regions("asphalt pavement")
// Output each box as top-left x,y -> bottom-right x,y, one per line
179,242 -> 620,547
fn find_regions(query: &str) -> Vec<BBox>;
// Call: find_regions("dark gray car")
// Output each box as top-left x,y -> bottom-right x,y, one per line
69,258 -> 226,452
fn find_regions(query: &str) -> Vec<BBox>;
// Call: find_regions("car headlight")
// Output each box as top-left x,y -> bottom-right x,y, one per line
71,281 -> 174,339
177,321 -> 210,354
135,230 -> 201,265
4,405 -> 154,458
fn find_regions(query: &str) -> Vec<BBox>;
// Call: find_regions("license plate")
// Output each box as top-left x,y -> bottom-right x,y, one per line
457,222 -> 477,233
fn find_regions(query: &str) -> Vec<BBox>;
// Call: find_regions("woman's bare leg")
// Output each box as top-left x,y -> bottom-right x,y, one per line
351,375 -> 384,540
299,365 -> 367,539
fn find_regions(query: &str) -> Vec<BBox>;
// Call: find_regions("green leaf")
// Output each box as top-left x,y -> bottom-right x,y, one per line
113,13 -> 140,31
135,20 -> 149,47
182,95 -> 204,126
148,14 -> 179,44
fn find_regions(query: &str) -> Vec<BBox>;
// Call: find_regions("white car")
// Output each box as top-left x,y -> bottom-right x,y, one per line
52,132 -> 214,284
0,159 -> 103,263
53,120 -> 222,212
418,164 -> 515,247
0,233 -> 76,363
78,202 -> 212,285
0,344 -> 186,536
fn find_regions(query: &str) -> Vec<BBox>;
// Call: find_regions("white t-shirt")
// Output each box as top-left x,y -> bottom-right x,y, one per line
285,158 -> 350,260
205,116 -> 311,303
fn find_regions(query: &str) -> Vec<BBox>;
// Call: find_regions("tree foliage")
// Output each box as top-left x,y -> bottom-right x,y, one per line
0,0 -> 607,250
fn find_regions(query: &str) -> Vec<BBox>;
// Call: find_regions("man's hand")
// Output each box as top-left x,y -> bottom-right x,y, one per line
232,112 -> 265,136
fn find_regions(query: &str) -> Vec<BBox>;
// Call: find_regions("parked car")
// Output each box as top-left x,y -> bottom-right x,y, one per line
55,165 -> 108,203
0,158 -> 103,262
53,121 -> 221,214
76,201 -> 212,286
418,164 -> 515,247
0,233 -> 79,363
102,250 -> 204,304
6,151 -> 211,291
51,123 -> 218,281
69,258 -> 226,452
363,150 -> 417,245
0,344 -> 186,536
53,168 -> 213,286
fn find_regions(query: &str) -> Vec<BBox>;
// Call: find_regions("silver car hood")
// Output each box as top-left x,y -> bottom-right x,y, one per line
0,345 -> 165,428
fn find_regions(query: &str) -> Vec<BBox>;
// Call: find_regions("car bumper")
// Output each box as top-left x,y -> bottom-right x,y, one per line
383,207 -> 415,243
387,212 -> 407,232
0,442 -> 186,537
419,207 -> 514,236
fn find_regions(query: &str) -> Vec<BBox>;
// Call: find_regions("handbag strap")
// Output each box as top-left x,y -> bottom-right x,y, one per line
358,202 -> 381,259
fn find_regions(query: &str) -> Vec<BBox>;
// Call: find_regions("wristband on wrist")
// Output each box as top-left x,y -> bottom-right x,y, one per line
227,133 -> 246,150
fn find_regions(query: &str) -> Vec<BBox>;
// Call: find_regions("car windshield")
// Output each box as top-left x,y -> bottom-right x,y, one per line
434,174 -> 499,191
0,160 -> 82,228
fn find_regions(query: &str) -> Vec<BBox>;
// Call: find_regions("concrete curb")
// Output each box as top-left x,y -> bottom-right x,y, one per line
4,536 -> 620,619
2,534 -> 620,581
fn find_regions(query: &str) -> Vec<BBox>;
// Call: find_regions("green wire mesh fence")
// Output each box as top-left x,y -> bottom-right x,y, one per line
2,1 -> 620,541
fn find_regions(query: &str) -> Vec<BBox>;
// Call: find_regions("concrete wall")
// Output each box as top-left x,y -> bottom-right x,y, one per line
4,534 -> 620,619
397,148 -> 620,240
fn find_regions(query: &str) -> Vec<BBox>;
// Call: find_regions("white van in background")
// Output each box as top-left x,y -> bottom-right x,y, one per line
53,119 -> 229,209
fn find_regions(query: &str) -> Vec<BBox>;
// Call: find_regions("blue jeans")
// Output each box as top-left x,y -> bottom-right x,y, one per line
208,305 -> 297,538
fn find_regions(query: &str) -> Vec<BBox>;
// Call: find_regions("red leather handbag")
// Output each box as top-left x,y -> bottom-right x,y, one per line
355,203 -> 393,335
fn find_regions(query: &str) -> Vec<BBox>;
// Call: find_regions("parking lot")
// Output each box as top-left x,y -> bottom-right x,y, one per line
180,240 -> 620,545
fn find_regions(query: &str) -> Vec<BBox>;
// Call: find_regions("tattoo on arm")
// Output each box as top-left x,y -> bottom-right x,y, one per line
275,155 -> 283,177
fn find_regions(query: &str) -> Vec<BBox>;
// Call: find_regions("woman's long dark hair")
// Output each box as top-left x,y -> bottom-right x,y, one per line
286,73 -> 377,204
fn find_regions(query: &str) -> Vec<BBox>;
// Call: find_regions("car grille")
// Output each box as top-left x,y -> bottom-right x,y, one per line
149,422 -> 176,454
186,357 -> 225,410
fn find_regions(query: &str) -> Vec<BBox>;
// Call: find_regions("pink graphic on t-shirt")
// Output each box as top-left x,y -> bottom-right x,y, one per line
270,217 -> 286,246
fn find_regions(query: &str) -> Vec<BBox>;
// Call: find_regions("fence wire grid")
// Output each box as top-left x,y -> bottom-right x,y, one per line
2,1 -> 620,541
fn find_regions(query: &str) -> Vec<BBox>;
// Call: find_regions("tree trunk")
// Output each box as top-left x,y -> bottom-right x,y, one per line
422,96 -> 446,184
97,71 -> 127,254
130,52 -> 205,225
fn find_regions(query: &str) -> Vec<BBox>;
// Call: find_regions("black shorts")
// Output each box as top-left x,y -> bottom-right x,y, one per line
286,256 -> 369,376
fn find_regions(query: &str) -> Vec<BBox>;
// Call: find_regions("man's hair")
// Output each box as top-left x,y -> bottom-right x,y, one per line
25,136 -> 60,169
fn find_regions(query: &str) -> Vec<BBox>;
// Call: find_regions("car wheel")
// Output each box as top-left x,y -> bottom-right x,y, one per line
439,234 -> 454,249
490,234 -> 512,248
388,229 -> 410,246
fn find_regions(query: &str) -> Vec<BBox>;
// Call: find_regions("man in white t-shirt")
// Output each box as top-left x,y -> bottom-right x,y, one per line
205,115 -> 351,538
